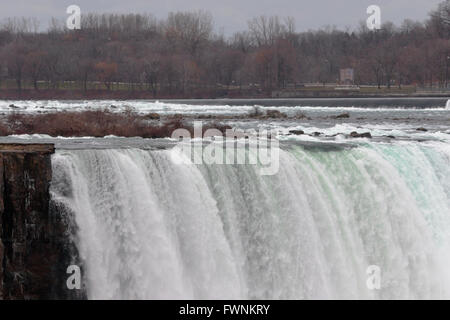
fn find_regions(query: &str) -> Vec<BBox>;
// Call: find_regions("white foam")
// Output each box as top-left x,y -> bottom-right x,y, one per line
50,141 -> 450,299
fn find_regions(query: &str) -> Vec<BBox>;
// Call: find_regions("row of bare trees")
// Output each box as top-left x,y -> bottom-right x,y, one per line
0,2 -> 450,97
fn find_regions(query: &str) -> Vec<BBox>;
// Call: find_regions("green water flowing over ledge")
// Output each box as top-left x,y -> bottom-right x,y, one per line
49,139 -> 450,300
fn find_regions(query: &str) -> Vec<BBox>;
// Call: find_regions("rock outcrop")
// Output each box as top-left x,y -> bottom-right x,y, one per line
289,130 -> 305,135
333,113 -> 350,119
0,144 -> 81,300
349,131 -> 372,138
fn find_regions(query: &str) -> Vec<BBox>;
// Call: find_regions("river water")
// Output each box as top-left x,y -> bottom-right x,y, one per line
1,98 -> 449,299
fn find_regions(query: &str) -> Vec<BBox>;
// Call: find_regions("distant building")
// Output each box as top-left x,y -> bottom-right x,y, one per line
340,68 -> 354,85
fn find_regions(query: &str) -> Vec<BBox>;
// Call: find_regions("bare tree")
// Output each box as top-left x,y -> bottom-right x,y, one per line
25,50 -> 46,90
143,54 -> 161,97
165,11 -> 213,56
94,62 -> 118,90
248,16 -> 286,47
4,41 -> 28,92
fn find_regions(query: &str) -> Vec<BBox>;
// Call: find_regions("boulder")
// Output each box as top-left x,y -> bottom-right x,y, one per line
334,113 -> 350,119
143,113 -> 161,120
265,110 -> 287,119
350,131 -> 372,138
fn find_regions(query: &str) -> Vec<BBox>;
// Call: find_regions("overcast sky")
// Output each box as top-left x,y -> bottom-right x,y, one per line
0,0 -> 444,34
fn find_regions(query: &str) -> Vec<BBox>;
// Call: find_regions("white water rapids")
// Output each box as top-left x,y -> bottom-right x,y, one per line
49,139 -> 450,300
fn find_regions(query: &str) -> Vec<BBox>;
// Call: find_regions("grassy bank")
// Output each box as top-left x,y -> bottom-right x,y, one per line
0,83 -> 445,100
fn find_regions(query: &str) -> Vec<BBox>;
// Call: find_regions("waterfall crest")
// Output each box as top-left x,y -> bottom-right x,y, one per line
50,141 -> 450,299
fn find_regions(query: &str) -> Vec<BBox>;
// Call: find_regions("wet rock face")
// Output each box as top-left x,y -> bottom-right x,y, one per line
0,161 -> 3,300
0,144 -> 82,300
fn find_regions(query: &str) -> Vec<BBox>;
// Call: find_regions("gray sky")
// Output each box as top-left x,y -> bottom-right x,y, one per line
0,0 -> 444,34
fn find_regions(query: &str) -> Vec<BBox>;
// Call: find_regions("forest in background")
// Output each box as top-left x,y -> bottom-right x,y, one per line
0,1 -> 450,99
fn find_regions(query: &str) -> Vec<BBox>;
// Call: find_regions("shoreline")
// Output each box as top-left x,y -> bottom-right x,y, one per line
0,90 -> 449,101
0,96 -> 447,110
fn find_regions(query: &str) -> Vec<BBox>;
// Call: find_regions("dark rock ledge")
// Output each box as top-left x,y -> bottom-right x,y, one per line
0,143 -> 81,300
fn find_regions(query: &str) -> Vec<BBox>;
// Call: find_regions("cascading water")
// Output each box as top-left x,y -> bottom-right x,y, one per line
50,140 -> 450,300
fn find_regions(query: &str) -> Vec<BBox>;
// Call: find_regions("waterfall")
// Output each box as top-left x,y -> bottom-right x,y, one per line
50,141 -> 450,299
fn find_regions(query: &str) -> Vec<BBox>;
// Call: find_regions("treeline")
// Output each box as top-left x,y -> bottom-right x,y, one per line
0,1 -> 449,98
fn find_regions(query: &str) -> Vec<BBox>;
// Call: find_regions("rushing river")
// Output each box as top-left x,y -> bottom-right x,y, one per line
2,98 -> 450,299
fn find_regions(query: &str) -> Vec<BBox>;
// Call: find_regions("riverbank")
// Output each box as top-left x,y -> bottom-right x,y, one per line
0,88 -> 449,100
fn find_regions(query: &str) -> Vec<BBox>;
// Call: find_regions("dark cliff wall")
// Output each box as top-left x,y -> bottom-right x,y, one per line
0,144 -> 81,300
